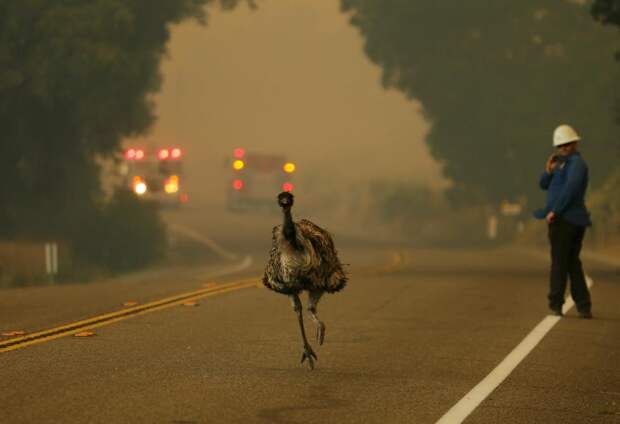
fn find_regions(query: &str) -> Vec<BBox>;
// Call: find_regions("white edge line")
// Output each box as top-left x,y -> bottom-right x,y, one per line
436,276 -> 594,424
222,255 -> 253,276
168,223 -> 239,261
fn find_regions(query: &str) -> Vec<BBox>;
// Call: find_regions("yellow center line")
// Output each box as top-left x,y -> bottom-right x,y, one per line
1,249 -> 406,354
0,278 -> 258,353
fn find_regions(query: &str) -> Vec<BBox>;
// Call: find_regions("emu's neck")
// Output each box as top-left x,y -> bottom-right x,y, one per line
282,207 -> 300,249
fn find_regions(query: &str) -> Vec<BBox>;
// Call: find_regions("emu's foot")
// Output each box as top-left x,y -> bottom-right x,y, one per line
316,322 -> 326,346
300,344 -> 317,370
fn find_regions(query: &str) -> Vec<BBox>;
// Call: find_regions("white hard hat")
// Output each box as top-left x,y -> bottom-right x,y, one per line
553,124 -> 580,147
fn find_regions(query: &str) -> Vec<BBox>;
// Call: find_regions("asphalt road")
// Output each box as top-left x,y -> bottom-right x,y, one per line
1,205 -> 619,423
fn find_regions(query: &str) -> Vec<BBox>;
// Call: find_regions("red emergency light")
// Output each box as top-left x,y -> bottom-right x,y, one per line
171,148 -> 182,159
158,149 -> 169,160
233,179 -> 244,190
282,182 -> 294,192
233,148 -> 245,159
125,148 -> 145,160
125,149 -> 136,159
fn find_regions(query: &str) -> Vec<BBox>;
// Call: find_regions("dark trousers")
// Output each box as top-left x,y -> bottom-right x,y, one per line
548,218 -> 591,312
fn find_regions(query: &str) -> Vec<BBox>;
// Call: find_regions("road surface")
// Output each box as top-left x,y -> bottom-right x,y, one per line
1,204 -> 618,423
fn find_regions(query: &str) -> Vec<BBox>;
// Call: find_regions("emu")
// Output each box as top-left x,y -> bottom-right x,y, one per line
262,191 -> 347,370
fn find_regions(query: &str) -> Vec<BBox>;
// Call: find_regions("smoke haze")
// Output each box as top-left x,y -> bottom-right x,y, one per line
134,0 -> 446,207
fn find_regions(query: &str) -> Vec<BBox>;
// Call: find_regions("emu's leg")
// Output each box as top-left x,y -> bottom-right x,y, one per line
290,293 -> 317,370
308,290 -> 326,345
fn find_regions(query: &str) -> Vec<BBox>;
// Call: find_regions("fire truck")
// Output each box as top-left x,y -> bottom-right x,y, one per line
227,147 -> 295,211
120,146 -> 189,206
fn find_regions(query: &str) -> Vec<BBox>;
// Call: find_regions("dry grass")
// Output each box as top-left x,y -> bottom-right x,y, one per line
0,241 -> 67,286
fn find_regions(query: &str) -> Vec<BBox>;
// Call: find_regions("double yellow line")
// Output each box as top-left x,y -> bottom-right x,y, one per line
1,250 -> 406,354
0,278 -> 259,353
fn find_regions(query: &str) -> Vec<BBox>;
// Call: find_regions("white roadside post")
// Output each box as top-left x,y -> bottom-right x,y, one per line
500,200 -> 524,238
487,215 -> 498,240
45,242 -> 58,284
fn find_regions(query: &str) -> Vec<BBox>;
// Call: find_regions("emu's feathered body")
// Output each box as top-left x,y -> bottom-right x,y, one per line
262,219 -> 347,295
262,191 -> 347,370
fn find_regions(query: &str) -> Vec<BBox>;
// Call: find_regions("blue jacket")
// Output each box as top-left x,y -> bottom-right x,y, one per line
534,152 -> 591,226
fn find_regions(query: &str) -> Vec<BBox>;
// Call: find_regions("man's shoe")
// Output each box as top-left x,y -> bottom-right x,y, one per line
578,310 -> 593,319
549,308 -> 563,317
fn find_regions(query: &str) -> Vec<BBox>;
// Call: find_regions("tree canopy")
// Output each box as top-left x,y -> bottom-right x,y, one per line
341,0 -> 620,207
0,0 -> 242,241
592,0 -> 620,26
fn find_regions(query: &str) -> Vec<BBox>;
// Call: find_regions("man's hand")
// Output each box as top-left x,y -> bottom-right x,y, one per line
546,154 -> 558,174
546,211 -> 556,224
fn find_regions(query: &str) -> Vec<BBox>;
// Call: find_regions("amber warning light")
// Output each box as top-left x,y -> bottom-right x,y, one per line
233,160 -> 245,171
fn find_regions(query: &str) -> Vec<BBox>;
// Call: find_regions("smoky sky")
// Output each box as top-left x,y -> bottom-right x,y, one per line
130,0 -> 447,204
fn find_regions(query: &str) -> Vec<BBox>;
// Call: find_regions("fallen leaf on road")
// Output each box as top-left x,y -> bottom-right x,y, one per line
182,301 -> 199,307
123,301 -> 139,307
2,331 -> 26,337
203,282 -> 218,288
74,331 -> 95,337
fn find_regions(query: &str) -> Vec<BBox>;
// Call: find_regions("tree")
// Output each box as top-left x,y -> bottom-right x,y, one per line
592,0 -> 620,150
590,0 -> 620,243
592,0 -> 620,26
341,0 -> 620,207
0,0 -> 244,268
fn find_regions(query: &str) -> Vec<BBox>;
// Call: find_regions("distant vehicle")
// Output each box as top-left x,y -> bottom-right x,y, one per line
120,146 -> 189,206
227,147 -> 295,211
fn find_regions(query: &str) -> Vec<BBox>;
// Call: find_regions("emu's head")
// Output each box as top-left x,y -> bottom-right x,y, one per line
277,191 -> 294,209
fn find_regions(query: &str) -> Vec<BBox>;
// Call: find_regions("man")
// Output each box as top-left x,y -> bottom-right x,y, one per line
535,124 -> 592,318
